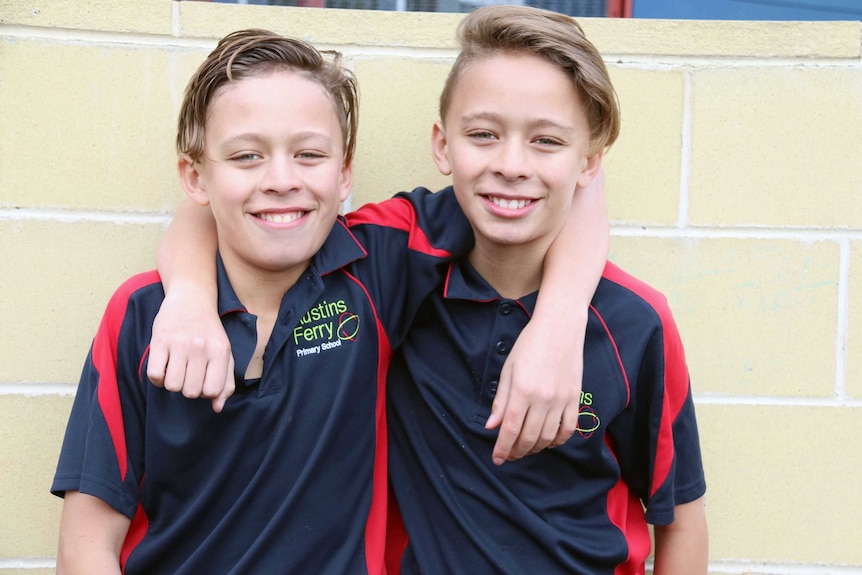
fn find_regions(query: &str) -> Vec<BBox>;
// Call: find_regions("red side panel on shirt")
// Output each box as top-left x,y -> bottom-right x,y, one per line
346,198 -> 453,258
121,496 -> 150,571
343,270 -> 392,575
94,271 -> 161,482
606,440 -> 650,575
601,263 -> 689,497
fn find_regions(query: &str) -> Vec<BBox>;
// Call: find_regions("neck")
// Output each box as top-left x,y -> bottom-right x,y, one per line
468,239 -> 546,300
221,257 -> 308,319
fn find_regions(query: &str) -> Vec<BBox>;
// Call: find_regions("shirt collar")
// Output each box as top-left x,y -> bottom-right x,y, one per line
215,215 -> 367,317
442,258 -> 538,311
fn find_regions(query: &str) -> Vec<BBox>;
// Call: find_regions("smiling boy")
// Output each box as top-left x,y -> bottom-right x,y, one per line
385,6 -> 708,574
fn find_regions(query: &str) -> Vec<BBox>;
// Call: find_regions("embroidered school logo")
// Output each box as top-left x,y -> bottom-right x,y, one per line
293,299 -> 360,357
575,391 -> 601,439
337,311 -> 360,342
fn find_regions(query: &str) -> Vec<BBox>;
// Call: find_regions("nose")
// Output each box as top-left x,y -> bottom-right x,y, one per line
491,139 -> 531,182
260,155 -> 301,194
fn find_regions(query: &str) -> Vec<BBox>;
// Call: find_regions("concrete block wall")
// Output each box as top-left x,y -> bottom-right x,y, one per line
1,1 -> 860,572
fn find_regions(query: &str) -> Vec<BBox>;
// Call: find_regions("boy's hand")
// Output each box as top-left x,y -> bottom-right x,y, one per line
486,310 -> 585,464
147,284 -> 235,412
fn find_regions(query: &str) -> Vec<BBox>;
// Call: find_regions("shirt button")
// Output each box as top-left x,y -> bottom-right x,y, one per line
496,340 -> 509,354
489,380 -> 498,394
499,302 -> 512,315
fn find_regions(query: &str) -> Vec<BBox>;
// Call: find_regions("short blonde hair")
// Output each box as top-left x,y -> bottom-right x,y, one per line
177,29 -> 359,165
440,6 -> 620,155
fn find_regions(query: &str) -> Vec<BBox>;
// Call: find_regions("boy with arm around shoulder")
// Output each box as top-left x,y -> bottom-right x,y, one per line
385,6 -> 708,574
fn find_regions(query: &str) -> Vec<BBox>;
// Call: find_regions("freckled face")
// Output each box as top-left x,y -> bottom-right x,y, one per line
433,53 -> 599,256
186,70 -> 351,281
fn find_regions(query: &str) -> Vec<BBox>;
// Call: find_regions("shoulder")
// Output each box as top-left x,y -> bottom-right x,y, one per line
594,262 -> 676,329
97,271 -> 164,337
344,186 -> 471,259
344,186 -> 455,227
592,262 -> 688,370
105,271 -> 163,311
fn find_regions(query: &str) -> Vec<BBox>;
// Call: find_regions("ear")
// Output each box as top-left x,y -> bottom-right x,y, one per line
576,151 -> 604,189
177,155 -> 211,207
431,121 -> 452,176
338,162 -> 353,203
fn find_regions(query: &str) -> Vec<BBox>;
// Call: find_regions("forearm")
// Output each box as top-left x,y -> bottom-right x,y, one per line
536,167 -> 609,317
157,197 -> 218,299
489,171 -> 609,460
57,548 -> 123,575
653,497 -> 709,575
57,491 -> 129,575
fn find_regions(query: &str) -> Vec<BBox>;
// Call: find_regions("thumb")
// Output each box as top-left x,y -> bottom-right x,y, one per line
486,366 -> 512,430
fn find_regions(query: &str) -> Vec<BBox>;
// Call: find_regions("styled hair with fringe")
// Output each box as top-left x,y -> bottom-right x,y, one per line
177,29 -> 358,165
440,6 -> 620,155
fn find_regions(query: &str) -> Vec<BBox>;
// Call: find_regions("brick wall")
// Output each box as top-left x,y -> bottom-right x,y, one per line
1,1 -> 860,572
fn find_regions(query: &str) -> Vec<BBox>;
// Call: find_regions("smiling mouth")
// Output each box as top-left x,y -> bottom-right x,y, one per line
488,196 -> 533,210
256,211 -> 306,224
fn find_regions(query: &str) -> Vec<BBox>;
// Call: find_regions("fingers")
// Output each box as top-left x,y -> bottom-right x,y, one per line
146,343 -> 168,387
200,338 -> 232,398
180,343 -> 208,399
147,333 -> 235,413
551,402 -> 579,448
486,367 -> 512,432
488,365 -> 515,464
210,354 -> 236,414
489,384 -> 578,464
490,402 -> 526,466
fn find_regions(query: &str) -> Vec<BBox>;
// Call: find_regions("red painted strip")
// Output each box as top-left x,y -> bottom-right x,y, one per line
601,263 -> 689,497
346,198 -> 453,258
94,271 -> 161,482
608,0 -> 633,17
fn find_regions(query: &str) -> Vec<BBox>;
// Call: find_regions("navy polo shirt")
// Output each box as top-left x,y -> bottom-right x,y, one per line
387,259 -> 706,575
52,187 -> 472,574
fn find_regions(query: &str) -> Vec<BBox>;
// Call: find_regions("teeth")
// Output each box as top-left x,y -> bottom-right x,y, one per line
258,212 -> 303,224
490,197 -> 531,210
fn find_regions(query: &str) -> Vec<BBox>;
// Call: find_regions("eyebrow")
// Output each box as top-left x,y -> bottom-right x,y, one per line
459,112 -> 575,134
219,131 -> 335,149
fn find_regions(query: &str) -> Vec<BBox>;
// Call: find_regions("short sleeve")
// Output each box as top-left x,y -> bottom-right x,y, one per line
638,308 -> 706,525
51,274 -> 160,519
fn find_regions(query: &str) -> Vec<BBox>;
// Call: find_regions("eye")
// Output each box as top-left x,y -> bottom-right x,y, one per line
467,130 -> 497,142
231,152 -> 262,162
296,150 -> 327,160
534,136 -> 564,146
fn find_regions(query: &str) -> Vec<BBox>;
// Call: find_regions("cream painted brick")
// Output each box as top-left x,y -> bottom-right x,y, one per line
177,3 -> 463,48
610,237 -> 838,397
0,394 -> 70,557
0,220 -> 163,384
0,39 -> 180,211
847,241 -> 862,400
689,67 -> 862,228
352,57 -> 452,206
0,570 -> 55,575
0,0 -> 173,34
605,67 -> 684,226
698,404 -> 862,565
580,18 -> 862,58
